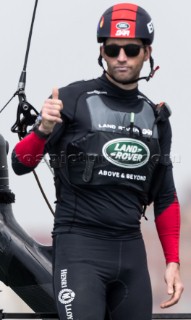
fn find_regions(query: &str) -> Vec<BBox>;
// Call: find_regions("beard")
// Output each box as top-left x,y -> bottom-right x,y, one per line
107,66 -> 140,85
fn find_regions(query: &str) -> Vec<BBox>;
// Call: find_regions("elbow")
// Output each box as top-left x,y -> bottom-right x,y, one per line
11,150 -> 35,175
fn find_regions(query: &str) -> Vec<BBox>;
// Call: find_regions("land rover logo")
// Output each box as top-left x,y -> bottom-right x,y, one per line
116,22 -> 130,29
102,138 -> 150,168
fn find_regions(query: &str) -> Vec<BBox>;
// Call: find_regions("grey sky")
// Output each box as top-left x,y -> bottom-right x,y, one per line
1,0 -> 191,313
0,0 -> 190,232
0,0 -> 190,233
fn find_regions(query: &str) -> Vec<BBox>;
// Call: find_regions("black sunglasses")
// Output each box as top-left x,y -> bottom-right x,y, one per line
104,44 -> 145,58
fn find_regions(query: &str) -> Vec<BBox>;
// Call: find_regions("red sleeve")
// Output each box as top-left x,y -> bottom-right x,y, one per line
15,131 -> 46,168
155,194 -> 180,264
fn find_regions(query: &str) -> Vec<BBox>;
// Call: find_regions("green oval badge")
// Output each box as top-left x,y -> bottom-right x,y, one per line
116,22 -> 130,29
102,138 -> 150,168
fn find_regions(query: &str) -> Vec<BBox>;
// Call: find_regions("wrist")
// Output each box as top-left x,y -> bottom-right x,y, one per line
33,114 -> 53,135
33,124 -> 51,139
166,262 -> 180,268
38,123 -> 52,135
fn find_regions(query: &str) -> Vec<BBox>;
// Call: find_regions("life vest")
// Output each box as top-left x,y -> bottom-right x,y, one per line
49,92 -> 169,204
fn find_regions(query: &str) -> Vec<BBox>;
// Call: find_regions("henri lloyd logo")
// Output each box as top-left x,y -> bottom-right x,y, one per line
58,288 -> 75,305
58,269 -> 75,320
102,138 -> 150,168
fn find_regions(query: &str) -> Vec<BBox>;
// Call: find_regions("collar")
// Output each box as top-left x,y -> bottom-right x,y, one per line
97,73 -> 140,100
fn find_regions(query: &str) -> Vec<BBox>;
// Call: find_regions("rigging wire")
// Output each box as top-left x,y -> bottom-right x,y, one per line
18,0 -> 39,92
0,0 -> 54,216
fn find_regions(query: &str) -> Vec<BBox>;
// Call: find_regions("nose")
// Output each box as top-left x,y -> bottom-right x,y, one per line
117,48 -> 128,61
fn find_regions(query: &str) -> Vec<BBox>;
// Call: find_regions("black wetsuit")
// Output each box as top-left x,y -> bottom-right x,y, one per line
12,74 -> 180,320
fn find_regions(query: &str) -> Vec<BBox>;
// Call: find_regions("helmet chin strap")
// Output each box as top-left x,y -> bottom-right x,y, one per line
98,55 -> 159,85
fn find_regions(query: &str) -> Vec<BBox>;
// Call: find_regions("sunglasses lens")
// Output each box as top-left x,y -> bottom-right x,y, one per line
125,44 -> 141,57
104,45 -> 120,57
104,44 -> 142,58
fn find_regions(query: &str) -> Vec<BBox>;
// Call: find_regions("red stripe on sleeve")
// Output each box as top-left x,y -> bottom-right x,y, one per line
155,195 -> 180,264
15,132 -> 46,168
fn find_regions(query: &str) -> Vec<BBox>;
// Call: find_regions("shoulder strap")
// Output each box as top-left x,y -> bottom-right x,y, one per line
138,91 -> 172,122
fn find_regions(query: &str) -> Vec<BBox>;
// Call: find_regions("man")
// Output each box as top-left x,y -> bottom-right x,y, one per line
12,3 -> 183,320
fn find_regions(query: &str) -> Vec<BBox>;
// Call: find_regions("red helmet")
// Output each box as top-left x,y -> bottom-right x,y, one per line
97,3 -> 154,44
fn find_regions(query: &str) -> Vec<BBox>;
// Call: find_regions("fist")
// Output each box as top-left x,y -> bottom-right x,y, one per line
39,87 -> 63,134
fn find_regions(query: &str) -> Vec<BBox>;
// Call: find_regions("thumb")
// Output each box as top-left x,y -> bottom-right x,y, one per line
167,282 -> 174,295
52,87 -> 59,100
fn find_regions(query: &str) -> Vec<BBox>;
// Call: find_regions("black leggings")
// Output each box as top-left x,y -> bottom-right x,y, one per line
53,233 -> 152,320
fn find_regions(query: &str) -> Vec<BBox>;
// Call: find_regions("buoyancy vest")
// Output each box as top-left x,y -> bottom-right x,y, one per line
50,90 -> 166,204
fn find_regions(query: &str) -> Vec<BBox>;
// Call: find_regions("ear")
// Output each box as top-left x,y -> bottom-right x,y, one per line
144,46 -> 152,62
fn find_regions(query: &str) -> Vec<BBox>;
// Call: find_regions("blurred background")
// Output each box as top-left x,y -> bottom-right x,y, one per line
0,0 -> 190,315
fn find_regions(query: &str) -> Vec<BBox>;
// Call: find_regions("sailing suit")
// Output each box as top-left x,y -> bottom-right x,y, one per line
12,74 -> 180,320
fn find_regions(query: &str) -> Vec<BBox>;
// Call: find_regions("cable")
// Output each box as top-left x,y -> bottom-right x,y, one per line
18,0 -> 39,91
0,0 -> 54,216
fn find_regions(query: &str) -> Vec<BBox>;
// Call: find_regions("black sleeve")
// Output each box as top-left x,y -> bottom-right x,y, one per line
153,119 -> 178,217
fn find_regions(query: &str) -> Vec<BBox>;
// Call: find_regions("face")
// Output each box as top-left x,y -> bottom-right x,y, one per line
100,38 -> 151,87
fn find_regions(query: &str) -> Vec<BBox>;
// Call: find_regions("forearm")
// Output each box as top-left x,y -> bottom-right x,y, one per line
155,193 -> 180,264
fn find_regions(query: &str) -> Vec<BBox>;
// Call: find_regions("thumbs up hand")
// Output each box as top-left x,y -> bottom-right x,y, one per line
38,87 -> 63,135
